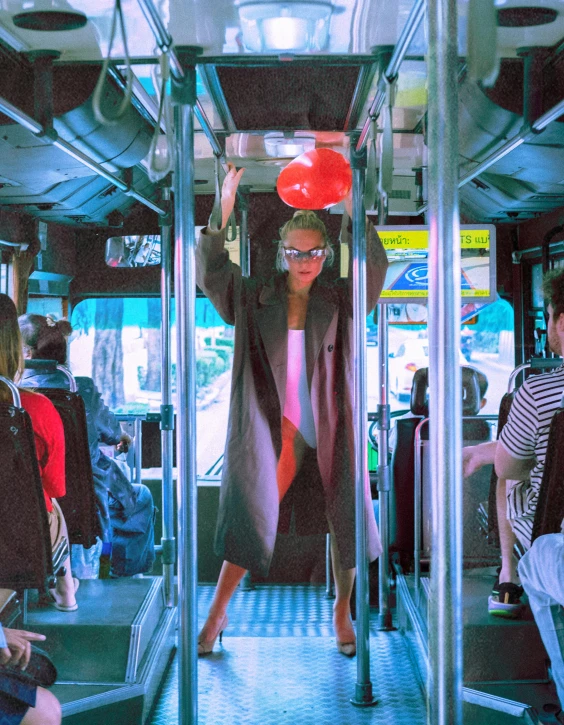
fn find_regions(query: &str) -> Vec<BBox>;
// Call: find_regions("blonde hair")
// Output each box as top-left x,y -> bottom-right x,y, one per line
0,293 -> 24,402
276,210 -> 334,272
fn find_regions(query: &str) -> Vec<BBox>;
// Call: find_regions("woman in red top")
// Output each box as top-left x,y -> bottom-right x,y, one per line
0,293 -> 77,612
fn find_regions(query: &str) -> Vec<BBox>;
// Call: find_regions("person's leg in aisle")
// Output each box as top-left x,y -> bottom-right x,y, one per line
519,534 -> 564,706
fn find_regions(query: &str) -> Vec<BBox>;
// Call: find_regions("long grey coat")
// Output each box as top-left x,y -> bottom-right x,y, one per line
196,220 -> 388,575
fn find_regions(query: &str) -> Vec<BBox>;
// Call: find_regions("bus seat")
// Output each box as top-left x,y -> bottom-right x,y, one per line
34,387 -> 100,549
485,391 -> 515,548
532,406 -> 564,541
0,400 -> 54,591
391,366 -> 493,566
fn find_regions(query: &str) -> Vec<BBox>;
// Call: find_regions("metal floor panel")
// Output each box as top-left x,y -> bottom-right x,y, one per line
151,584 -> 427,725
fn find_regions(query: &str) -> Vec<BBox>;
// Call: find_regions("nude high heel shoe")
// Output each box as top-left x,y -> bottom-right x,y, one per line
198,614 -> 228,656
334,611 -> 356,657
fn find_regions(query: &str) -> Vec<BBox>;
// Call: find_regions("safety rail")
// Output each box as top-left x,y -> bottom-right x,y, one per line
507,356 -> 562,392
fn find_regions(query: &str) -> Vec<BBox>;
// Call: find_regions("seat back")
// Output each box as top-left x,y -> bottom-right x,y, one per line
0,399 -> 53,590
532,400 -> 564,541
34,387 -> 100,548
391,365 -> 492,562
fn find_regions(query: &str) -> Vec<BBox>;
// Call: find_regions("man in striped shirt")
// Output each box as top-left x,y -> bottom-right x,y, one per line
463,268 -> 564,617
515,268 -> 564,713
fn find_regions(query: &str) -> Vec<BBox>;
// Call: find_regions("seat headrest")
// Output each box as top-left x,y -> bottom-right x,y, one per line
410,365 -> 483,417
24,359 -> 59,372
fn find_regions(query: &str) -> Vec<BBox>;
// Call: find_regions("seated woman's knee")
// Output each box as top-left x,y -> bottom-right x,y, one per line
22,687 -> 62,725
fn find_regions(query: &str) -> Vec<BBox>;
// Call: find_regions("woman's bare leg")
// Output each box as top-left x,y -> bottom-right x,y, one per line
49,506 -> 77,609
198,560 -> 246,649
330,526 -> 356,655
199,417 -> 307,652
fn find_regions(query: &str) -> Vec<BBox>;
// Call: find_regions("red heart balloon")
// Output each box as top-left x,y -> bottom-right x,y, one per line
276,148 -> 352,210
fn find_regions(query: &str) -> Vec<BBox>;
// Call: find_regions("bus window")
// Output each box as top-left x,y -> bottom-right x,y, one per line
531,263 -> 544,310
69,297 -> 233,476
27,296 -> 64,318
383,298 -> 514,416
0,261 -> 14,297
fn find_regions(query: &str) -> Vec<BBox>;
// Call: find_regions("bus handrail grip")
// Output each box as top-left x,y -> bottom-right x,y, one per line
0,375 -> 21,408
56,365 -> 77,393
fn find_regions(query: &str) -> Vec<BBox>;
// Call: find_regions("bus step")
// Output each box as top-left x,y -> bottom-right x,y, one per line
25,577 -> 166,683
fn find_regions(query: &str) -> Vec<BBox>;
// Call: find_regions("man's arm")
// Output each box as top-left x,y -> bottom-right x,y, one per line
462,440 -> 497,478
495,443 -> 536,481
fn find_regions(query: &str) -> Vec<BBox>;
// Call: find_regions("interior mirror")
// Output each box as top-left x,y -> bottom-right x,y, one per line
105,235 -> 161,268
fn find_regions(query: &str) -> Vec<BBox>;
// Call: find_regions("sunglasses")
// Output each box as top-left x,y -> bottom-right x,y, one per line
283,247 -> 328,261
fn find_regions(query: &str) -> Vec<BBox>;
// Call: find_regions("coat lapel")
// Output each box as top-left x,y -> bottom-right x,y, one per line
256,278 -> 288,412
305,285 -> 336,387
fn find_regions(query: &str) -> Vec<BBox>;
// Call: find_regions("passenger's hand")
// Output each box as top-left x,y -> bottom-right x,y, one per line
116,433 -> 132,454
221,163 -> 245,229
2,628 -> 46,670
344,187 -> 353,218
462,447 -> 482,478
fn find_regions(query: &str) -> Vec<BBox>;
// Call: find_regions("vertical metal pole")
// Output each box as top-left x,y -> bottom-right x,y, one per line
350,135 -> 377,708
134,418 -> 142,484
427,0 -> 463,724
172,58 -> 198,725
376,195 -> 393,631
160,187 -> 176,608
238,187 -> 254,593
413,420 -> 427,605
239,186 -> 250,278
325,533 -> 335,599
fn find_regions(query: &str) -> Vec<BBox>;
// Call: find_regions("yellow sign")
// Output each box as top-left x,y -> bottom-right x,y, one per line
379,229 -> 490,250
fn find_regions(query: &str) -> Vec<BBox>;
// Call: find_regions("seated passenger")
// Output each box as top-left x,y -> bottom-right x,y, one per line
18,314 -> 155,578
463,267 -> 564,617
0,294 -> 77,611
0,623 -> 61,725
519,535 -> 564,717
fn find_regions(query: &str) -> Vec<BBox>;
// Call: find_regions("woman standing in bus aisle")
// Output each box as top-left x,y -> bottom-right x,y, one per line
0,294 -> 77,612
17,314 -> 156,579
196,164 -> 389,657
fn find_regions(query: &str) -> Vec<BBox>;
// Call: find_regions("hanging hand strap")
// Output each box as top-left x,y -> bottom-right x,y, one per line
147,53 -> 174,182
377,80 -> 395,219
92,0 -> 134,126
364,118 -> 378,211
209,155 -> 238,239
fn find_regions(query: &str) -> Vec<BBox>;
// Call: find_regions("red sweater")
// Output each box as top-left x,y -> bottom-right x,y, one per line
20,390 -> 66,512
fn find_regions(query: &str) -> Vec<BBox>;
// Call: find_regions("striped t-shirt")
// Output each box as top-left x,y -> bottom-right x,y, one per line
499,365 -> 564,548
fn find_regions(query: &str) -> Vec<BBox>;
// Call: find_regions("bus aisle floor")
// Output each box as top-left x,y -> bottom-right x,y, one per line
151,583 -> 427,725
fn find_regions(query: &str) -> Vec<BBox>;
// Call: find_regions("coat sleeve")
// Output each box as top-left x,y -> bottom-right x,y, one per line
78,377 -> 122,446
196,227 -> 242,325
341,218 -> 389,314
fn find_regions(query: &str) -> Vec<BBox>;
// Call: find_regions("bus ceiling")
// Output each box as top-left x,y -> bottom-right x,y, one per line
0,1 -> 562,227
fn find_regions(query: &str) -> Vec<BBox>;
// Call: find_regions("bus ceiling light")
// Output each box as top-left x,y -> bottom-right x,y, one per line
235,0 -> 333,52
12,1 -> 87,31
264,132 -> 316,157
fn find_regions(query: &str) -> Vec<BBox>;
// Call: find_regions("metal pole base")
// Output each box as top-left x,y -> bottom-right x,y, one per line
350,683 -> 378,708
239,571 -> 254,591
377,611 -> 396,631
